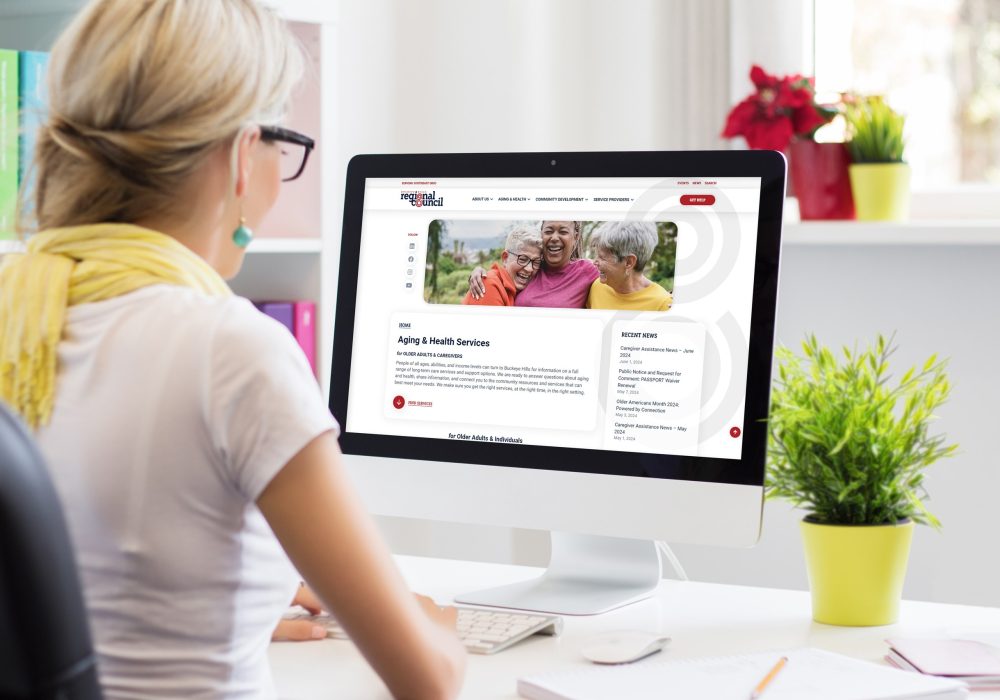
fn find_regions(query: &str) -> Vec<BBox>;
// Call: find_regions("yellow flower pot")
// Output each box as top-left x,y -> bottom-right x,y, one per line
800,518 -> 914,626
848,162 -> 911,221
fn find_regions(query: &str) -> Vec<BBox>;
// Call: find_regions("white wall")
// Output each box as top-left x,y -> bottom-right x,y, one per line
333,0 -> 734,580
376,240 -> 1000,608
676,242 -> 1000,607
336,2 -> 1000,608
335,0 -> 731,160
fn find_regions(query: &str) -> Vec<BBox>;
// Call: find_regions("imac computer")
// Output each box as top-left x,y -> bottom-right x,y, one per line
330,151 -> 785,615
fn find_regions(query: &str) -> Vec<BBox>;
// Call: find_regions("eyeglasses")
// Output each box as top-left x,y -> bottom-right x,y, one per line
260,125 -> 315,182
507,250 -> 542,270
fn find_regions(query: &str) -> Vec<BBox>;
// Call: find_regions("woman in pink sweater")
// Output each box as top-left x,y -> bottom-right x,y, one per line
468,220 -> 598,308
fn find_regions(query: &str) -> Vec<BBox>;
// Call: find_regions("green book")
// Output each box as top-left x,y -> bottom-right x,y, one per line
0,49 -> 18,239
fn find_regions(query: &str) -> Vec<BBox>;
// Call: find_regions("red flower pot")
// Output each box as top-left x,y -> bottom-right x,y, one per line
788,139 -> 855,220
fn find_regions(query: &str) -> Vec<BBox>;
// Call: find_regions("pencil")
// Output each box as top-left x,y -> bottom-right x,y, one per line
749,655 -> 788,699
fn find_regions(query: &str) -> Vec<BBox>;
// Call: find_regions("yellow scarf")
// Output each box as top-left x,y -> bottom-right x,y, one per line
0,223 -> 231,428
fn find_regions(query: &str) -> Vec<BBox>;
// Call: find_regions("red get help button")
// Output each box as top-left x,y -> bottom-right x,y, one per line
680,194 -> 716,205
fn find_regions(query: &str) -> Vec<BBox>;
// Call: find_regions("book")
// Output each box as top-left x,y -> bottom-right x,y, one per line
0,49 -> 18,239
17,51 -> 48,200
886,638 -> 1000,690
292,300 -> 316,375
517,647 -> 968,700
258,301 -> 294,335
256,300 -> 317,376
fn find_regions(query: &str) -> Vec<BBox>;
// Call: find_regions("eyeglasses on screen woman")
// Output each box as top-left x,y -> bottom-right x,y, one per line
260,125 -> 315,182
506,250 -> 543,270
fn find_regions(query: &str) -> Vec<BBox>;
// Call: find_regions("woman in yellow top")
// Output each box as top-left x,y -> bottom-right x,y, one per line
586,221 -> 674,311
0,1 -> 464,698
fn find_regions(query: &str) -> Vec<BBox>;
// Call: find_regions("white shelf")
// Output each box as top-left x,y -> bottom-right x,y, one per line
0,8 -> 337,392
783,220 -> 1000,245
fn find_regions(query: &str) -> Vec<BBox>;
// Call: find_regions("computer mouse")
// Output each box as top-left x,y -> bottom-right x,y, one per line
580,631 -> 671,664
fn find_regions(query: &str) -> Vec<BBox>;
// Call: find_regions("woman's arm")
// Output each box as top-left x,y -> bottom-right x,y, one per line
258,432 -> 466,700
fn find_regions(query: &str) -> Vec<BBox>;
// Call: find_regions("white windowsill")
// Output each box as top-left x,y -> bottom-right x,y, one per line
783,220 -> 1000,245
782,193 -> 1000,245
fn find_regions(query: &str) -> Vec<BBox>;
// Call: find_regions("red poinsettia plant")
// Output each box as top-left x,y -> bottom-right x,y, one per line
722,65 -> 838,151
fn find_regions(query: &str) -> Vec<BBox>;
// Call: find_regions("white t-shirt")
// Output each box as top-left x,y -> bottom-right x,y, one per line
35,285 -> 337,699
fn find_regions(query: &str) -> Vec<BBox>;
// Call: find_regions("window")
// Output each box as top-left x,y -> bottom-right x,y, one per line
814,0 -> 1000,189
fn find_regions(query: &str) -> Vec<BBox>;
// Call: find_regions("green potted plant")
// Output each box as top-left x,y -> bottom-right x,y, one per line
767,335 -> 957,626
844,96 -> 910,220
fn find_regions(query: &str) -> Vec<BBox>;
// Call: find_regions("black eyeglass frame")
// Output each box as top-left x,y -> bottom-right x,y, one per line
260,125 -> 315,182
505,249 -> 543,270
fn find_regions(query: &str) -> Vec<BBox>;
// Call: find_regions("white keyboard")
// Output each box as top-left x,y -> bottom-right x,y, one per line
286,606 -> 562,655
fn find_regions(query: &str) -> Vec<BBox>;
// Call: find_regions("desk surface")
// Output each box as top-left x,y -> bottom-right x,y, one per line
270,556 -> 1000,699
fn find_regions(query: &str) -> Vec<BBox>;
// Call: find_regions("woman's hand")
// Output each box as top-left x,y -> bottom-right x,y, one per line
415,593 -> 459,630
271,617 -> 328,642
271,583 -> 328,642
271,591 -> 456,643
468,267 -> 487,299
293,581 -> 324,614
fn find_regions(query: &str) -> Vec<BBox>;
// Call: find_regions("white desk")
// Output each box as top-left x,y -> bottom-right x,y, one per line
270,556 -> 1000,699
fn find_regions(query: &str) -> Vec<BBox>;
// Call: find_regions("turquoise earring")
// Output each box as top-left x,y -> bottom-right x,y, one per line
232,214 -> 253,248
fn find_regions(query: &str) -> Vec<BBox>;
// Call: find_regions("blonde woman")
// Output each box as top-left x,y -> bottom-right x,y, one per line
0,1 -> 465,698
462,226 -> 543,306
587,221 -> 673,311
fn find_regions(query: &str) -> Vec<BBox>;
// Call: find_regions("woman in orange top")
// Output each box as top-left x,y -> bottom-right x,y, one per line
463,226 -> 543,306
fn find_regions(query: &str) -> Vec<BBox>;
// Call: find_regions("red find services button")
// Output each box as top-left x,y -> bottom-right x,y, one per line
729,426 -> 742,438
680,194 -> 716,205
392,395 -> 405,409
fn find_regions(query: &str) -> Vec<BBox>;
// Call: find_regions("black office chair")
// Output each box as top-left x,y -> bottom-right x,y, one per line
0,402 -> 103,699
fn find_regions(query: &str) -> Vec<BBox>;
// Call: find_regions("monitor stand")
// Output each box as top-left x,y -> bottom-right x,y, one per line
454,532 -> 662,615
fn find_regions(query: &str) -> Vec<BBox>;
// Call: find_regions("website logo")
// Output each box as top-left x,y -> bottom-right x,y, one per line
401,190 -> 444,207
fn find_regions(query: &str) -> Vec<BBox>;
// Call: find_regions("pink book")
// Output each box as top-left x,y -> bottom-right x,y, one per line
293,301 -> 316,375
886,638 -> 1000,688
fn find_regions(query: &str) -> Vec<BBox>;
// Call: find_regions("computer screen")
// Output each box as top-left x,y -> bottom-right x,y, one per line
331,151 -> 785,614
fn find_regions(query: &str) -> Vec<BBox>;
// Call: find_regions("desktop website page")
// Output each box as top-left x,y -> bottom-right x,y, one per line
346,176 -> 761,461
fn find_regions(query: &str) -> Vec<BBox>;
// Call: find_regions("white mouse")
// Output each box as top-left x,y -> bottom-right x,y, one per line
580,631 -> 671,664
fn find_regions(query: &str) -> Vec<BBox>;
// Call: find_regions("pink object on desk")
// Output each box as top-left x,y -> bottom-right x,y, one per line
887,637 -> 1000,688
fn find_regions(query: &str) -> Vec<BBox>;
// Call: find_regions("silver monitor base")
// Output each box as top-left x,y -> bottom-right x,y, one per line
454,532 -> 662,615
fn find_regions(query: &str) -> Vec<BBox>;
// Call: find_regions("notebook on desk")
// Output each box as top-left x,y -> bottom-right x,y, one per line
886,638 -> 1000,689
517,647 -> 968,700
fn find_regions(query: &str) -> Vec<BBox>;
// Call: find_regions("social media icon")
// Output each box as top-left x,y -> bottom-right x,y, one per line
729,426 -> 742,438
393,395 -> 405,409
408,242 -> 416,249
405,282 -> 413,288
407,255 -> 414,262
406,269 -> 414,276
